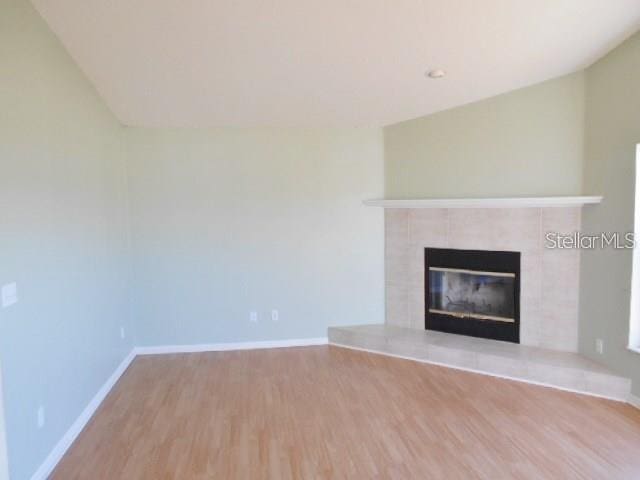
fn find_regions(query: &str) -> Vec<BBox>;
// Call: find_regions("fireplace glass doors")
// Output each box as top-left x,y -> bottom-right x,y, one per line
428,267 -> 515,323
425,248 -> 520,343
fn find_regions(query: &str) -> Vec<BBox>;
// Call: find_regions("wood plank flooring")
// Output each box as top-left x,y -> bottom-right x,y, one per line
52,346 -> 640,479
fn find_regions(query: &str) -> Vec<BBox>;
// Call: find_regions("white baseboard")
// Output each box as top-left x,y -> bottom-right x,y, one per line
30,349 -> 136,480
329,342 -> 630,403
30,337 -> 328,479
134,337 -> 328,355
629,393 -> 640,410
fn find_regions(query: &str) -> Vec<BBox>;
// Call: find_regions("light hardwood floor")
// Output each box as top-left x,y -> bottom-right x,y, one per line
52,346 -> 640,479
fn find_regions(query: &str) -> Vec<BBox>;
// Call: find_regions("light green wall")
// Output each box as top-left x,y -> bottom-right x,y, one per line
1,0 -> 384,476
0,364 -> 8,480
580,31 -> 640,396
384,73 -> 585,198
3,0 -> 639,475
125,128 -> 385,346
0,0 -> 134,478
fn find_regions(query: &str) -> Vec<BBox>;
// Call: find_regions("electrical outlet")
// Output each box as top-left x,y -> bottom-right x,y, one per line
120,326 -> 126,339
37,406 -> 45,429
250,311 -> 258,323
271,309 -> 279,322
595,338 -> 604,355
1,282 -> 17,308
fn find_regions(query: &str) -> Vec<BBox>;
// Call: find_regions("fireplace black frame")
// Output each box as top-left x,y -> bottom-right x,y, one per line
424,248 -> 520,343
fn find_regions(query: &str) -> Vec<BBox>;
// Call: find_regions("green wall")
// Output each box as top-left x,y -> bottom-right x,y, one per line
384,72 -> 585,198
580,31 -> 640,396
0,0 -> 134,478
1,0 -> 384,476
3,0 -> 640,476
125,128 -> 384,347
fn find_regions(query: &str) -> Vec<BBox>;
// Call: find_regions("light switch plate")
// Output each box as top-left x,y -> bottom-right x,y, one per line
1,283 -> 17,308
595,338 -> 604,355
37,405 -> 45,429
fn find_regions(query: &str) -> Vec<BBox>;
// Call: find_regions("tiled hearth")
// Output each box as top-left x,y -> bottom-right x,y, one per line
328,324 -> 631,400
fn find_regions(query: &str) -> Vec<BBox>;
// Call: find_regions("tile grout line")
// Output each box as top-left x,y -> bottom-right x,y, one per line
538,207 -> 543,345
406,210 -> 411,328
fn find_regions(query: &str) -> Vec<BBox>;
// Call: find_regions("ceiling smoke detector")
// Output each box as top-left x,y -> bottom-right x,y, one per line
427,69 -> 446,79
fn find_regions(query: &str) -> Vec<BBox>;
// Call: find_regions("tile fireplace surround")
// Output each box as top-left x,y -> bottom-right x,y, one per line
385,207 -> 581,351
329,203 -> 634,401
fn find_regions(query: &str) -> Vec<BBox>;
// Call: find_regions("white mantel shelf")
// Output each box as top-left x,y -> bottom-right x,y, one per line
363,196 -> 603,209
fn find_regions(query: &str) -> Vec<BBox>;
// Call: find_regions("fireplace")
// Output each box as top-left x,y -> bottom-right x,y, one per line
425,248 -> 520,343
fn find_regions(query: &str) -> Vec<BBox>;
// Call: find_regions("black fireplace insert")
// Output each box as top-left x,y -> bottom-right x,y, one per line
425,248 -> 520,343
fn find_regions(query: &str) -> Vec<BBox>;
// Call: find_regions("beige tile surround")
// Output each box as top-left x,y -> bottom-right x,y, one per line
385,207 -> 581,351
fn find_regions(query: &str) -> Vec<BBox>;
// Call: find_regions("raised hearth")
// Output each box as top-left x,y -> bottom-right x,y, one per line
328,324 -> 631,401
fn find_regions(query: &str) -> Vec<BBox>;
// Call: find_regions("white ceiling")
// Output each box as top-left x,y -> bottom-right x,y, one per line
32,0 -> 640,128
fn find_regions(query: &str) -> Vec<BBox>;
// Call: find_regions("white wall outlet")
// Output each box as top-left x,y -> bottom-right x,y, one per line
271,309 -> 279,322
250,311 -> 258,323
120,326 -> 126,339
595,338 -> 604,355
37,406 -> 45,429
1,282 -> 17,308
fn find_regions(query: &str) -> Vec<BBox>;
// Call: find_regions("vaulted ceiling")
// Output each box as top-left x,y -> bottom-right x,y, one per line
32,0 -> 640,127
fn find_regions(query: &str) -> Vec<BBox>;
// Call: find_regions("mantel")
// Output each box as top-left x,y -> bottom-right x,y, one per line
363,196 -> 603,209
